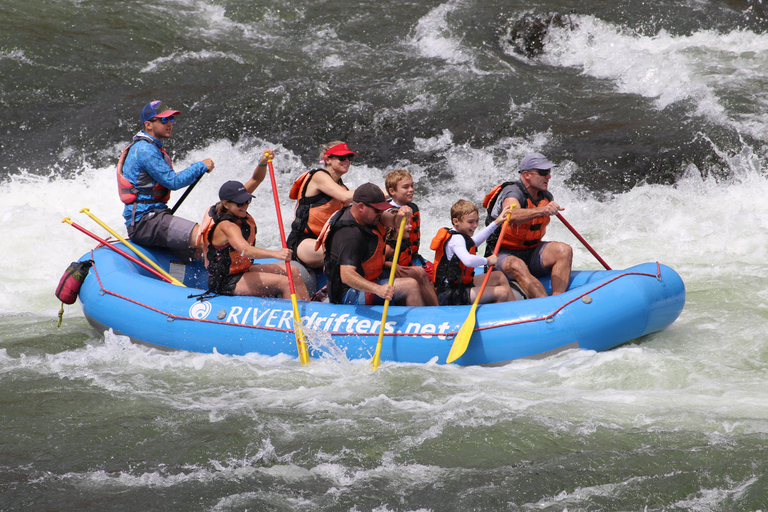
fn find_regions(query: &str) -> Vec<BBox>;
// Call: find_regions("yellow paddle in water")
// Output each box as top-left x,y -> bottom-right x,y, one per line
80,208 -> 185,287
371,215 -> 407,371
265,154 -> 310,365
445,209 -> 513,364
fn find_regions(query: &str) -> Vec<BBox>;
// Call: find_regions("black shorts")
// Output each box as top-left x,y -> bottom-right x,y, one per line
436,286 -> 472,306
208,273 -> 244,296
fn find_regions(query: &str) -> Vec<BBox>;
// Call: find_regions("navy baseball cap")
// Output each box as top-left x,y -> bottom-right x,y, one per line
140,100 -> 181,124
219,181 -> 254,204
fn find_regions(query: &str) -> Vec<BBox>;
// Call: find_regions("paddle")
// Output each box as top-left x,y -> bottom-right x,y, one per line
371,215 -> 407,371
79,208 -> 185,286
265,154 -> 311,365
556,213 -> 611,270
62,217 -> 174,284
445,210 -> 513,364
169,172 -> 204,215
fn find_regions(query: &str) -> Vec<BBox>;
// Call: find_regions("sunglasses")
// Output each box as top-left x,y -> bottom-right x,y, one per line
153,116 -> 175,124
527,169 -> 551,176
334,154 -> 354,162
232,198 -> 252,207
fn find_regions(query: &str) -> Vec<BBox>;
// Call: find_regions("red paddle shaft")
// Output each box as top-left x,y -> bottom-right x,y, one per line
556,213 -> 611,270
474,220 -> 511,299
266,160 -> 297,293
63,219 -> 174,283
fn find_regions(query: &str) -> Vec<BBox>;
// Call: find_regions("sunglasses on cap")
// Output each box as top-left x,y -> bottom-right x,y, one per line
334,154 -> 354,162
152,116 -> 175,124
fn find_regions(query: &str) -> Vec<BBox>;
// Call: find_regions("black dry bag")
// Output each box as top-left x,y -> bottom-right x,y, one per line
55,260 -> 93,305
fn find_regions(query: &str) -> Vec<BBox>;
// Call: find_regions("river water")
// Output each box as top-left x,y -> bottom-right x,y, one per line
2,0 -> 768,510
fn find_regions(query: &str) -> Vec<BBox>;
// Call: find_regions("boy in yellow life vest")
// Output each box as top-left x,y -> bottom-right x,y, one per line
382,169 -> 438,306
430,200 -> 516,306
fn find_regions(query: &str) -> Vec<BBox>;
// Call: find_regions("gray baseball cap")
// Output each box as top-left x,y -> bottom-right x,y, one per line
520,152 -> 557,172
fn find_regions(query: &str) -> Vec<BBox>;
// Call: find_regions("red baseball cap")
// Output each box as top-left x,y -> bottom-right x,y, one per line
140,100 -> 181,123
324,143 -> 359,158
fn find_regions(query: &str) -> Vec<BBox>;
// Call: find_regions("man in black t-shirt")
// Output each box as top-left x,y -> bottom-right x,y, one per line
324,183 -> 426,306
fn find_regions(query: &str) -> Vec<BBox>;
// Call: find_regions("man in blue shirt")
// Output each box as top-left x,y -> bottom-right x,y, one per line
118,100 -> 215,259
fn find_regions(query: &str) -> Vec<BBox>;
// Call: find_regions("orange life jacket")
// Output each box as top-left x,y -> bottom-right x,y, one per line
430,227 -> 476,290
201,207 -> 258,277
483,180 -> 552,255
115,135 -> 172,205
286,169 -> 348,251
320,206 -> 387,303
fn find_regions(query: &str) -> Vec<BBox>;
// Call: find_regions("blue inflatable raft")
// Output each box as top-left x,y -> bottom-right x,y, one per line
76,243 -> 685,366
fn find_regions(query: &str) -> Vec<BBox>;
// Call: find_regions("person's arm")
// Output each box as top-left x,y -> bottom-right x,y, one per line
380,205 -> 412,229
139,143 -> 208,191
447,234 -> 488,268
473,204 -> 514,245
218,221 -> 291,261
310,171 -> 355,202
243,149 -> 273,193
502,195 -> 563,223
471,222 -> 499,246
340,265 -> 394,300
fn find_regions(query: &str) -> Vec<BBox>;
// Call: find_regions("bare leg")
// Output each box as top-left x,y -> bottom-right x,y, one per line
540,242 -> 573,295
189,224 -> 204,259
502,255 -> 548,299
240,263 -> 310,300
470,271 -> 515,304
392,277 -> 425,307
234,270 -> 293,298
296,238 -> 325,269
396,265 -> 438,306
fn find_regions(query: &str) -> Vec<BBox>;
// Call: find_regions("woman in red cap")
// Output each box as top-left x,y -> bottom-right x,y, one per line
285,140 -> 359,270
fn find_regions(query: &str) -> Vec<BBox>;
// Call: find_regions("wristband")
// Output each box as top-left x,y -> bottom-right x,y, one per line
257,162 -> 267,167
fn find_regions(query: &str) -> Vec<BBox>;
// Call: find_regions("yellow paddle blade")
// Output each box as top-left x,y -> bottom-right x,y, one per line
445,302 -> 479,363
291,293 -> 311,365
295,325 -> 311,365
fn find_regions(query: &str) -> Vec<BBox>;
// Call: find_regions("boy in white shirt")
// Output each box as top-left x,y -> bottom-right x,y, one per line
430,200 -> 516,306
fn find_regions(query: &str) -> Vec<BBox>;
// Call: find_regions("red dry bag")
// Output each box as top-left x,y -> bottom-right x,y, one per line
55,260 -> 93,305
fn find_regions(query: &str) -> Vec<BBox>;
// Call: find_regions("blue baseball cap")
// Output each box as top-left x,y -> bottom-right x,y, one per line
140,100 -> 181,124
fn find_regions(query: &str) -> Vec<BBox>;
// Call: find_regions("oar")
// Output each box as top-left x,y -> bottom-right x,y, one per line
445,211 -> 512,364
79,208 -> 185,286
62,217 -> 174,284
169,172 -> 204,215
371,215 -> 407,371
265,155 -> 311,365
556,213 -> 611,270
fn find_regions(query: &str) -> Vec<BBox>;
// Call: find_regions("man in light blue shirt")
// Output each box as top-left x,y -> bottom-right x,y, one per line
118,100 -> 215,259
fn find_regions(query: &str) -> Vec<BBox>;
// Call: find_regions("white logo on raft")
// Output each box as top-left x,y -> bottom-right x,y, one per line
189,300 -> 213,319
221,306 -> 453,339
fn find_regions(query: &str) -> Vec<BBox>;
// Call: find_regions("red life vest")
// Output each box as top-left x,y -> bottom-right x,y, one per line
115,135 -> 172,205
286,169 -> 348,249
201,207 -> 258,276
430,227 -> 476,290
483,180 -> 552,254
386,202 -> 422,266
